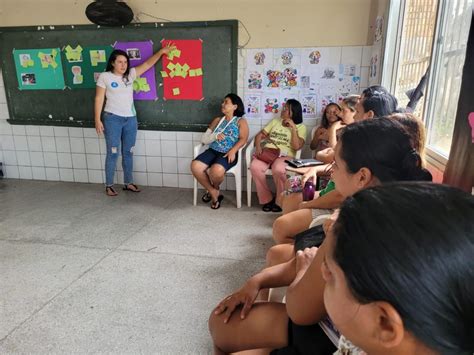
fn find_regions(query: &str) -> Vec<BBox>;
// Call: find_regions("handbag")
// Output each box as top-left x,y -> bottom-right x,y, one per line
294,224 -> 325,252
256,147 -> 280,164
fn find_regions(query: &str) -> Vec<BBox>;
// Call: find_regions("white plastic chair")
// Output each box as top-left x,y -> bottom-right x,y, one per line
245,136 -> 303,207
193,143 -> 245,208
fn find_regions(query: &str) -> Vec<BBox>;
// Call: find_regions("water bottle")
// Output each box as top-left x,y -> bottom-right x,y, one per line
302,177 -> 315,201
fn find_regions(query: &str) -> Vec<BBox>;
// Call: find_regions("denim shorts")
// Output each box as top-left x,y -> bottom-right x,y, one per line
194,148 -> 238,171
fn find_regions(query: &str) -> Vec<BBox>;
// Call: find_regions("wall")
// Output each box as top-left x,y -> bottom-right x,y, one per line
0,1 -> 376,190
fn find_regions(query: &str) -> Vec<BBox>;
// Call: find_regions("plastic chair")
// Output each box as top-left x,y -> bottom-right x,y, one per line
245,137 -> 303,207
193,143 -> 245,208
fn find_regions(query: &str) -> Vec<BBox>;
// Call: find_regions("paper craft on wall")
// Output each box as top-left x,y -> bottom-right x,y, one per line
244,94 -> 261,118
161,39 -> 203,100
262,94 -> 280,118
301,94 -> 318,119
114,41 -> 157,100
62,45 -> 112,89
14,48 -> 65,90
375,16 -> 384,43
246,69 -> 263,90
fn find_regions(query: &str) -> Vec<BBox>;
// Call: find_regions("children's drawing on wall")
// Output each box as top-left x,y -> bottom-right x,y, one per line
90,50 -> 106,67
370,55 -> 378,78
321,66 -> 337,80
300,75 -> 310,89
340,64 -> 357,78
301,94 -> 317,118
21,73 -> 36,85
38,50 -> 59,69
338,76 -> 361,99
247,70 -> 263,90
245,95 -> 261,118
71,66 -> 83,85
274,48 -> 300,68
64,45 -> 83,63
93,72 -> 101,83
262,95 -> 280,118
309,50 -> 321,64
265,69 -> 282,88
375,16 -> 384,43
254,51 -> 266,65
280,68 -> 298,88
127,48 -> 141,60
19,54 -> 33,68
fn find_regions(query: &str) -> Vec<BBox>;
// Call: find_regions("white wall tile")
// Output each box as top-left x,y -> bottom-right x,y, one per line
69,127 -> 83,137
30,151 -> 44,167
88,170 -> 104,184
74,169 -> 89,183
4,165 -> 19,178
145,140 -> 161,156
177,132 -> 193,140
12,126 -> 26,136
2,135 -> 15,150
161,140 -> 177,157
144,130 -> 160,139
84,138 -> 100,154
147,173 -> 162,186
43,152 -> 59,167
16,151 -> 31,166
134,139 -> 146,155
70,137 -> 85,153
341,46 -> 363,64
25,136 -> 41,152
133,172 -> 147,186
178,174 -> 193,188
46,167 -> 61,181
0,103 -> 9,119
57,153 -> 73,168
0,122 -> 12,135
192,132 -> 203,141
133,156 -> 147,172
3,150 -> 17,165
177,140 -> 194,158
55,137 -> 70,153
362,46 -> 372,66
163,173 -> 178,187
146,156 -> 162,172
136,130 -> 146,140
13,136 -> 28,150
160,131 -> 176,140
32,167 -> 46,180
26,125 -> 40,136
162,157 -> 178,173
86,154 -> 101,170
41,136 -> 56,152
72,153 -> 87,169
360,67 -> 369,88
324,47 -> 342,64
18,166 -> 33,179
40,126 -> 54,136
83,128 -> 97,138
177,158 -> 192,174
53,126 -> 69,137
99,138 -> 106,154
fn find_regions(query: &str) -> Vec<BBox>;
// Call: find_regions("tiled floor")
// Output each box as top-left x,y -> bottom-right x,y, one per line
0,179 -> 276,353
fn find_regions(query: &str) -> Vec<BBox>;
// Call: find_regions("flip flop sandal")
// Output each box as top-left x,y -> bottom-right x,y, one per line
271,204 -> 283,213
262,199 -> 275,212
123,183 -> 141,192
106,186 -> 118,196
201,191 -> 212,203
211,195 -> 224,210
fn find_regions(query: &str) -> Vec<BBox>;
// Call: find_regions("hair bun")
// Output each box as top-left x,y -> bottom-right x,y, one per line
401,149 -> 431,181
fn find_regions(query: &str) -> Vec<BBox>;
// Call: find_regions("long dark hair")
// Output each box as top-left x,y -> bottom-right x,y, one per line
321,102 -> 341,128
286,99 -> 303,124
333,182 -> 474,354
339,118 -> 431,182
106,49 -> 131,81
225,93 -> 245,117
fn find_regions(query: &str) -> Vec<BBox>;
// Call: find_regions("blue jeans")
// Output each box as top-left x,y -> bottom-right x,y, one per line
103,112 -> 137,186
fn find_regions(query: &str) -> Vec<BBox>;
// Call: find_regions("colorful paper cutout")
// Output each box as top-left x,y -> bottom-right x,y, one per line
114,41 -> 158,101
160,71 -> 168,78
161,39 -> 203,100
14,48 -> 65,90
90,50 -> 106,67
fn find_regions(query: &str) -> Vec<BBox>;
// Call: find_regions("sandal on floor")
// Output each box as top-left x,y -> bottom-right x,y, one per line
271,204 -> 283,213
123,183 -> 141,192
211,195 -> 224,210
106,186 -> 118,196
262,199 -> 275,212
201,191 -> 212,203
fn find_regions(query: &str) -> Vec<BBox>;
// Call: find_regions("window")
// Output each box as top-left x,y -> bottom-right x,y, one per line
384,0 -> 472,161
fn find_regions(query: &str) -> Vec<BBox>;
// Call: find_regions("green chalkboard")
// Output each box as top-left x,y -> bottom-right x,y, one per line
0,20 -> 238,131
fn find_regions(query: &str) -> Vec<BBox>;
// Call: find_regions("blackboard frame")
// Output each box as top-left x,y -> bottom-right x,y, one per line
0,20 -> 238,131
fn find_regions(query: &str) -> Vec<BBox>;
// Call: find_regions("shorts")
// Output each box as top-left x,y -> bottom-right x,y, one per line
194,148 -> 238,171
270,319 -> 337,355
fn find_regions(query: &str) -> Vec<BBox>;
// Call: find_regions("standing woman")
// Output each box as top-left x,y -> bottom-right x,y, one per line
95,45 -> 174,196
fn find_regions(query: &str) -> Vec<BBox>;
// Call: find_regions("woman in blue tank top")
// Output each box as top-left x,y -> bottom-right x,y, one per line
191,93 -> 249,209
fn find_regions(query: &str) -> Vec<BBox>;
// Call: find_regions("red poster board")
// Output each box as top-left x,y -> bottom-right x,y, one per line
161,39 -> 203,100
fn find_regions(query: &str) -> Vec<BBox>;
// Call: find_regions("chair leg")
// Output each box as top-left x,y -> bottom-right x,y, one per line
247,171 -> 252,207
193,177 -> 198,206
235,171 -> 242,209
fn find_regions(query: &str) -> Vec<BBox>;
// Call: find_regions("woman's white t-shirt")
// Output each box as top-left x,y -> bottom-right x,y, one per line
96,68 -> 137,117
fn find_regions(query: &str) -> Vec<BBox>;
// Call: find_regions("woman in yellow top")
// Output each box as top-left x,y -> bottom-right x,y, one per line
250,99 -> 306,212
